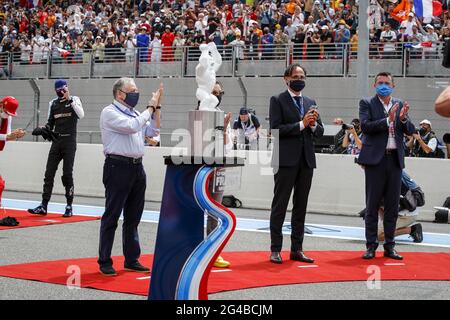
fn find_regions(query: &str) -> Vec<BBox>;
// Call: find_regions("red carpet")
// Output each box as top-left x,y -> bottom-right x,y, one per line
0,209 -> 100,230
0,251 -> 449,296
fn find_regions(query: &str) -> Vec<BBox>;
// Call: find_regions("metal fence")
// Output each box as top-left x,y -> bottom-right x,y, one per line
1,42 -> 449,79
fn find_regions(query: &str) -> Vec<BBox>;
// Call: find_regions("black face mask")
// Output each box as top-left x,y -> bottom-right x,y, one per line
419,127 -> 427,136
288,79 -> 306,92
56,89 -> 65,98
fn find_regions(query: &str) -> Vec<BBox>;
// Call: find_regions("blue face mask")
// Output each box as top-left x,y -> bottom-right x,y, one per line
122,91 -> 140,108
376,84 -> 393,97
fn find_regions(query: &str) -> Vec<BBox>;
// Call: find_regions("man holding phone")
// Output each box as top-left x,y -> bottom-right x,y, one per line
268,64 -> 324,264
28,79 -> 84,218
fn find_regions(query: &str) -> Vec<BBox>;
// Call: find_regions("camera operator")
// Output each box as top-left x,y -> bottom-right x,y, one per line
342,118 -> 363,155
408,119 -> 443,158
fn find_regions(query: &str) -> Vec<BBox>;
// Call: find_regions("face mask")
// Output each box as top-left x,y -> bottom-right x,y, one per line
376,84 -> 393,97
339,25 -> 345,30
288,79 -> 306,92
419,127 -> 427,136
56,88 -> 66,98
1,111 -> 8,119
123,91 -> 140,108
216,94 -> 222,107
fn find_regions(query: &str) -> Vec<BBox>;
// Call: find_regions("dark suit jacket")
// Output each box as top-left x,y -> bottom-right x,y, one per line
358,96 -> 415,169
269,90 -> 324,168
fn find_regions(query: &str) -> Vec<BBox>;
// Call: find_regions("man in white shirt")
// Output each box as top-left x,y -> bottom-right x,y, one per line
400,12 -> 417,38
380,23 -> 397,56
98,78 -> 163,276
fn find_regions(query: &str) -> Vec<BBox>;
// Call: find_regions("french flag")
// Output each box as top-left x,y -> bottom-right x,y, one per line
414,0 -> 443,18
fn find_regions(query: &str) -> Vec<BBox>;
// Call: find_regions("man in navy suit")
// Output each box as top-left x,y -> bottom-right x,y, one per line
269,64 -> 324,264
358,72 -> 415,260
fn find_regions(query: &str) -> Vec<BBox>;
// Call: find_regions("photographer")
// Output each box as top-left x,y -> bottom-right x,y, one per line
233,107 -> 261,150
408,119 -> 444,158
342,118 -> 362,155
378,171 -> 424,243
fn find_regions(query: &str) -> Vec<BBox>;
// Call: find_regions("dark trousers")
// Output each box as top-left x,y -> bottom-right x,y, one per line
98,157 -> 146,267
42,138 -> 77,205
364,152 -> 402,250
270,155 -> 313,252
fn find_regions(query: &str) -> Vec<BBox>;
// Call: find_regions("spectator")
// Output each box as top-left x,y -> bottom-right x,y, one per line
229,30 -> 245,68
92,36 -> 105,63
379,23 -> 396,58
19,37 -> 31,65
284,18 -> 297,40
161,25 -> 175,61
173,32 -> 186,61
150,32 -> 162,63
261,27 -> 274,59
400,12 -> 418,38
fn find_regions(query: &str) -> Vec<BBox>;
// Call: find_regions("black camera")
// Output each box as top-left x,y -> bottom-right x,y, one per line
443,133 -> 450,144
342,123 -> 354,130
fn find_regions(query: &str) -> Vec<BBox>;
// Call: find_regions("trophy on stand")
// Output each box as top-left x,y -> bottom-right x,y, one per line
149,42 -> 244,300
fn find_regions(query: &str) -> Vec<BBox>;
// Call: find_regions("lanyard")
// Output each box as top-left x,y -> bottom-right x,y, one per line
113,104 -> 138,118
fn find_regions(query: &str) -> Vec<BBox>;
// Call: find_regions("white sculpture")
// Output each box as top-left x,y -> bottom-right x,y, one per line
196,42 -> 222,111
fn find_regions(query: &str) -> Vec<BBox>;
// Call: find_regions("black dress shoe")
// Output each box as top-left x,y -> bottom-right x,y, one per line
99,265 -> 117,276
410,223 -> 423,243
290,251 -> 314,263
384,249 -> 403,260
62,205 -> 73,218
124,261 -> 150,273
270,252 -> 283,264
28,205 -> 47,216
362,248 -> 376,259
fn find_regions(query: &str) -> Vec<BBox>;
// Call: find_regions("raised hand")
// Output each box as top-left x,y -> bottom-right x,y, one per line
389,102 -> 399,123
400,101 -> 409,121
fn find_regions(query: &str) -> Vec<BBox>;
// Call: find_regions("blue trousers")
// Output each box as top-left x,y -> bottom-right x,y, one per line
98,157 -> 146,267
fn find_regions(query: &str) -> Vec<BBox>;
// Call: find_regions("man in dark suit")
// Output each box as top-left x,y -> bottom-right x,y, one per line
269,64 -> 324,264
359,72 -> 415,260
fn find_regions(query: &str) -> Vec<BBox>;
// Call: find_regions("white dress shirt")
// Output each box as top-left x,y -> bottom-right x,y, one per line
287,89 -> 317,132
378,96 -> 397,150
100,99 -> 152,158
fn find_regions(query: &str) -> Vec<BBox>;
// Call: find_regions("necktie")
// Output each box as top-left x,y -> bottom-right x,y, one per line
293,96 -> 304,118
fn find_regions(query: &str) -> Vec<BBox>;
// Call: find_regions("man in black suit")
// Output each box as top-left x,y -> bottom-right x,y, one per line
269,64 -> 324,264
359,72 -> 415,260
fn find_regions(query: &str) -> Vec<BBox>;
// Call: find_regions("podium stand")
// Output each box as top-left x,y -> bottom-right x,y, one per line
149,156 -> 244,300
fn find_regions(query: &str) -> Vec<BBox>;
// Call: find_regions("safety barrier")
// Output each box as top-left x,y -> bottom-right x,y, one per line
2,42 -> 449,79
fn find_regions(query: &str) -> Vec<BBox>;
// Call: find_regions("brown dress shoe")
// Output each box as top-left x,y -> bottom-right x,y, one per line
290,251 -> 315,263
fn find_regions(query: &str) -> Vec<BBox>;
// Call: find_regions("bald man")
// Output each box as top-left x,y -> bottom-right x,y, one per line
435,86 -> 450,117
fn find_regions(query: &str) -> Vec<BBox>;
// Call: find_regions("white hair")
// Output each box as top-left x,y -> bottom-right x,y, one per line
113,77 -> 136,98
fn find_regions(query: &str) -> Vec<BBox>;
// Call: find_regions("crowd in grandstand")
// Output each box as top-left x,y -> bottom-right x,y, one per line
0,0 -> 449,64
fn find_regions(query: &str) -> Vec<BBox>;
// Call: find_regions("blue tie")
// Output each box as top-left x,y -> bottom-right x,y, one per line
293,96 -> 304,118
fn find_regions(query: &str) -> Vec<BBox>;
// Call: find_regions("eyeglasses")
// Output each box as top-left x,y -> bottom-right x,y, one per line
377,82 -> 391,85
212,91 -> 224,96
